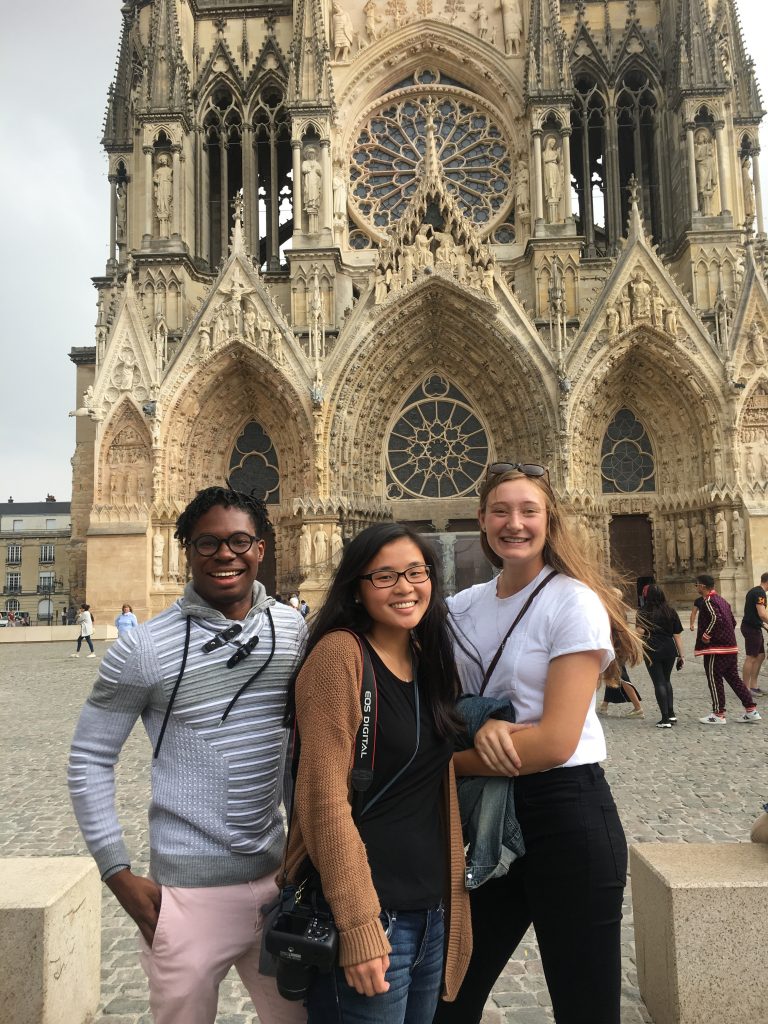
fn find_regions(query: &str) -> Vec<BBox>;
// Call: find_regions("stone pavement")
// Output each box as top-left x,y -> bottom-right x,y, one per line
1,632 -> 766,1023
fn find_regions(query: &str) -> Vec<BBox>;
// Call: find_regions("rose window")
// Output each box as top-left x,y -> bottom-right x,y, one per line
601,408 -> 655,493
350,91 -> 513,239
386,376 -> 489,499
228,421 -> 280,503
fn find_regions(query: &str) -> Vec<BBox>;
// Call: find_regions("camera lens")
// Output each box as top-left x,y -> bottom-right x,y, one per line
276,961 -> 314,1001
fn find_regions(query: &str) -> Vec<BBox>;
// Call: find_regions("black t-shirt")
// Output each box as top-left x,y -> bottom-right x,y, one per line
743,586 -> 767,629
638,608 -> 683,656
356,640 -> 452,910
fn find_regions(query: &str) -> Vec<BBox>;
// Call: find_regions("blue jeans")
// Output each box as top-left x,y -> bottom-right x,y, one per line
307,904 -> 444,1023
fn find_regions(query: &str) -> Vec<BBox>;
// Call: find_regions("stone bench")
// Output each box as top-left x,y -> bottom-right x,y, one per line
630,843 -> 768,1024
0,858 -> 101,1024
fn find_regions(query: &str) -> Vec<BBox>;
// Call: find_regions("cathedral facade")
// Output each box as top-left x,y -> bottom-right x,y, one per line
69,0 -> 768,621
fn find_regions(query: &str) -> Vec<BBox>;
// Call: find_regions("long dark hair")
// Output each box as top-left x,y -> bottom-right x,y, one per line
638,584 -> 677,632
285,522 -> 462,739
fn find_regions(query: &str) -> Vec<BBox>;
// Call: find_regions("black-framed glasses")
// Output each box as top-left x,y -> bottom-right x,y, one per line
486,462 -> 549,481
358,564 -> 432,589
187,532 -> 261,556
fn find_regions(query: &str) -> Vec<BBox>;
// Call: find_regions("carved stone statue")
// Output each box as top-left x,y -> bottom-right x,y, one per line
152,530 -> 165,584
694,128 -> 717,216
605,305 -> 619,339
153,153 -> 173,237
115,183 -> 127,243
630,271 -> 652,321
748,322 -> 766,366
618,289 -> 631,332
332,1 -> 356,61
302,147 -> 323,234
299,524 -> 312,568
313,526 -> 328,566
199,320 -> 212,355
331,524 -> 344,567
168,536 -> 180,581
414,223 -> 434,268
400,245 -> 415,286
732,510 -> 746,564
741,154 -> 756,225
514,158 -> 530,229
332,166 -> 347,231
542,136 -> 563,221
676,518 -> 691,570
651,286 -> 665,329
664,520 -> 676,570
374,268 -> 387,303
745,447 -> 757,480
714,510 -> 728,564
664,305 -> 678,338
760,447 -> 768,480
691,518 -> 707,564
363,0 -> 382,41
472,2 -> 489,38
117,349 -> 136,391
499,0 -> 522,55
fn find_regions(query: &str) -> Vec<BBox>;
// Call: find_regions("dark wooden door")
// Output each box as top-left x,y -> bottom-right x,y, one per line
609,515 -> 654,598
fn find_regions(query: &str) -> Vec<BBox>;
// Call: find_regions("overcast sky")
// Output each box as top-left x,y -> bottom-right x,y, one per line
1,1 -> 767,503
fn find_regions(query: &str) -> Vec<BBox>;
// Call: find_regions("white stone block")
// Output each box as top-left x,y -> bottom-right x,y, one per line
630,843 -> 768,1024
0,858 -> 101,1024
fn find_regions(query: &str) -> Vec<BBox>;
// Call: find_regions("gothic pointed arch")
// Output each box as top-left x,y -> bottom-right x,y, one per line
97,397 -> 153,508
600,407 -> 656,494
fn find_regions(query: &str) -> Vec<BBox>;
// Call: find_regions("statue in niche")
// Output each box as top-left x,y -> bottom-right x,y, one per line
313,526 -> 328,566
630,271 -> 652,322
741,154 -> 756,225
732,510 -> 746,564
331,524 -> 344,567
116,348 -> 137,391
153,153 -> 173,237
618,289 -> 631,332
745,447 -> 756,480
213,303 -> 229,347
453,244 -> 469,284
299,524 -> 312,568
482,263 -> 496,301
168,535 -> 180,581
664,305 -> 678,338
664,520 -> 676,569
269,327 -> 284,364
514,158 -> 530,227
199,320 -> 212,355
115,183 -> 127,244
84,385 -> 95,412
676,518 -> 691,570
243,306 -> 257,345
605,305 -> 620,339
110,473 -> 120,506
651,286 -> 665,329
332,1 -> 356,61
363,0 -> 382,41
714,510 -> 728,563
400,245 -> 415,286
258,312 -> 271,349
760,446 -> 768,480
332,165 -> 348,237
542,137 -> 563,221
748,322 -> 766,366
374,268 -> 387,303
472,2 -> 489,38
435,231 -> 454,267
499,0 -> 522,55
137,473 -> 147,505
302,147 -> 323,234
414,223 -> 434,268
691,517 -> 707,564
694,128 -> 717,216
152,530 -> 165,584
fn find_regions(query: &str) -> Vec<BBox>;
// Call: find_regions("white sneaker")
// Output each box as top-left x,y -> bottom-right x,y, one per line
699,713 -> 726,725
735,709 -> 762,723
87,653 -> 96,658
70,653 -> 79,658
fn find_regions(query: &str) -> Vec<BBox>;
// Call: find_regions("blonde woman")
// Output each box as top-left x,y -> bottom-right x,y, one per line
434,462 -> 642,1024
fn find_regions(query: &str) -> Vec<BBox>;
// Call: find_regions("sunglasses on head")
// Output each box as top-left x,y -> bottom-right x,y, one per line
486,462 -> 549,481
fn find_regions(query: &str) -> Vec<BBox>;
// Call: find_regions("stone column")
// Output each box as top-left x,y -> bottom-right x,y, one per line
320,139 -> 332,235
242,125 -> 253,248
251,130 -> 260,257
219,138 -> 228,259
292,140 -> 303,238
201,140 -> 210,264
532,131 -> 544,227
686,125 -> 699,216
562,129 -> 573,222
753,149 -> 765,236
605,104 -> 622,251
144,146 -> 154,240
269,127 -> 280,269
108,175 -> 117,265
439,532 -> 457,596
171,146 -> 181,238
714,123 -> 731,215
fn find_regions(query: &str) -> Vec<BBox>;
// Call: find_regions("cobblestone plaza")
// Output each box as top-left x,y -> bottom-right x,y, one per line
1,634 -> 765,1024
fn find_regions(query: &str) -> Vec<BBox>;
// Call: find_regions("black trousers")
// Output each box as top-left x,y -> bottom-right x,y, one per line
433,764 -> 626,1024
646,654 -> 676,721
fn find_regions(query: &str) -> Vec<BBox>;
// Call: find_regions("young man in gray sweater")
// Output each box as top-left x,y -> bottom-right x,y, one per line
68,487 -> 307,1024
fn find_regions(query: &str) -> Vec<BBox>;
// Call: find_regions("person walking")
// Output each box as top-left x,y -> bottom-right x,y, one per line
692,574 -> 761,724
115,604 -> 139,638
637,585 -> 684,728
434,461 -> 642,1024
740,572 -> 768,698
283,522 -> 470,1023
68,486 -> 308,1024
71,604 -> 96,657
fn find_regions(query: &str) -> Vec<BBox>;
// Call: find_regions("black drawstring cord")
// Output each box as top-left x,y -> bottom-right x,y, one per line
221,607 -> 276,722
153,615 -> 192,760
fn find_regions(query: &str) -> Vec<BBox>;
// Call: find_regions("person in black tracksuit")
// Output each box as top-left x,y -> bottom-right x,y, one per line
637,585 -> 684,728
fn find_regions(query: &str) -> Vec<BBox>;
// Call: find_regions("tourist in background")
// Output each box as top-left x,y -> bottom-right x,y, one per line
71,603 -> 95,658
740,572 -> 768,698
637,585 -> 684,728
115,604 -> 139,638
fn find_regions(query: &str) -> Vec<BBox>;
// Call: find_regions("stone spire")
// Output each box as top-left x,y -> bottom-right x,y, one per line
145,0 -> 190,114
102,2 -> 144,149
527,0 -> 572,98
675,0 -> 720,91
288,0 -> 333,107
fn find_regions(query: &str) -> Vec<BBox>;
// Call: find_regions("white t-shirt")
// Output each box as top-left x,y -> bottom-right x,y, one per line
447,567 -> 614,768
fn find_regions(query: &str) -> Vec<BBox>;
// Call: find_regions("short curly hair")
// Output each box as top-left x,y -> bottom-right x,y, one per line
174,486 -> 273,546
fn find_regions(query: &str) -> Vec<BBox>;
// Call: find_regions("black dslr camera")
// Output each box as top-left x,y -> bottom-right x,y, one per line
265,885 -> 339,1000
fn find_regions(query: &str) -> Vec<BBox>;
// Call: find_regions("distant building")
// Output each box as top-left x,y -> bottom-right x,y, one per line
0,502 -> 72,624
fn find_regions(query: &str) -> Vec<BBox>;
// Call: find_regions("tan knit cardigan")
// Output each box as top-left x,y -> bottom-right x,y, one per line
283,630 -> 471,1001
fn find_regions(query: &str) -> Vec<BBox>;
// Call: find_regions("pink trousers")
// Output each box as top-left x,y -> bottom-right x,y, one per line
138,875 -> 307,1024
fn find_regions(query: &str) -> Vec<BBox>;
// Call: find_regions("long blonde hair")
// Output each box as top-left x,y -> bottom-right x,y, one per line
478,469 -> 643,670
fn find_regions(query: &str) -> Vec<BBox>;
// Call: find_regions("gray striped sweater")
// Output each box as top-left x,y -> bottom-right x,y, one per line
68,582 -> 306,887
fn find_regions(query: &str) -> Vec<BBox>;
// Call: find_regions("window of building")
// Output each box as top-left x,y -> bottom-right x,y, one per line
12,519 -> 22,530
228,422 -> 280,503
5,572 -> 21,593
45,519 -> 56,530
6,544 -> 21,564
38,571 -> 56,593
5,598 -> 20,613
601,408 -> 656,493
40,544 -> 55,564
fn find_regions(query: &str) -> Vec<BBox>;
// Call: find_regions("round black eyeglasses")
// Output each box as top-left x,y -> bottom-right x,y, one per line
486,462 -> 549,480
358,565 -> 432,589
187,532 -> 260,556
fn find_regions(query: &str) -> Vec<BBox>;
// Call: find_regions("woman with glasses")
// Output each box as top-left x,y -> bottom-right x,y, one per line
282,523 -> 470,1023
434,463 -> 642,1024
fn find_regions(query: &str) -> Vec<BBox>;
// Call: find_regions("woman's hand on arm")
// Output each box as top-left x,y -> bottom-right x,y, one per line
344,954 -> 391,996
470,720 -> 533,776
